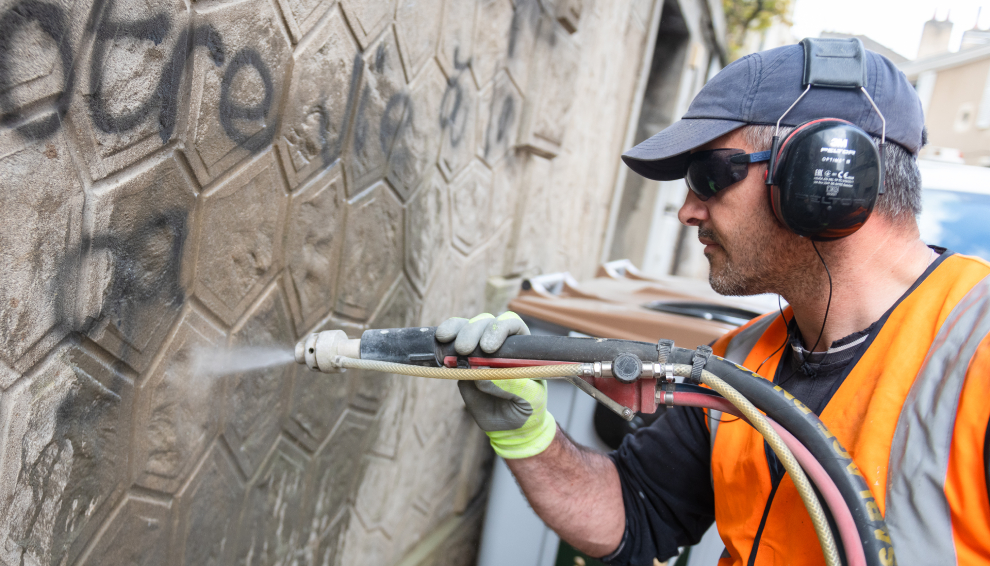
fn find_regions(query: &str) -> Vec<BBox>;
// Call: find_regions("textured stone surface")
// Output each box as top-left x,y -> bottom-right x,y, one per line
395,0 -> 443,82
470,0 -> 515,89
185,0 -> 292,184
419,247 -> 463,327
233,436 -> 308,565
369,276 -> 421,330
0,345 -> 133,566
276,0 -> 333,42
132,304 -> 227,493
504,0 -> 543,93
0,0 -> 91,158
283,316 -> 363,452
224,282 -> 294,478
343,28 -> 408,196
438,0 -> 477,78
76,493 -> 172,566
386,60 -> 447,200
339,0 -> 396,48
83,151 -> 197,373
195,151 -> 288,325
174,443 -> 244,566
69,0 -> 190,180
450,161 -> 493,255
0,1 -> 660,564
478,70 -> 523,167
517,18 -> 580,157
284,164 -> 346,335
438,71 -> 477,181
335,182 -> 403,320
300,410 -> 375,563
278,6 -> 359,188
405,169 -> 450,294
0,133 -> 84,370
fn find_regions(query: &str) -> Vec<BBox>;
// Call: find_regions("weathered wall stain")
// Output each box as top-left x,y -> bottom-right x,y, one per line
0,0 -> 656,564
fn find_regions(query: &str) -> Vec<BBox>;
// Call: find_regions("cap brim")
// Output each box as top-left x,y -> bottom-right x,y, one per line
621,118 -> 747,181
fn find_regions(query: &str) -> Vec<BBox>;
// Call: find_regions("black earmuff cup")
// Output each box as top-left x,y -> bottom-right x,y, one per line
771,120 -> 881,240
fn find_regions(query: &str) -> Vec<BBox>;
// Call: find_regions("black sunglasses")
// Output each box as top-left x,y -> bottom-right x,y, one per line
685,149 -> 771,201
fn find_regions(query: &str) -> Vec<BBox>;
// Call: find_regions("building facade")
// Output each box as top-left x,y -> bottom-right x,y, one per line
0,0 -> 684,564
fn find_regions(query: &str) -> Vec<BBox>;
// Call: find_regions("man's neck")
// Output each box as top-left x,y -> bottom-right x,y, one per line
781,217 -> 934,352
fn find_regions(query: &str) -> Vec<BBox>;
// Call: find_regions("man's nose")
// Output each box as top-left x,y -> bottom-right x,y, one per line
677,189 -> 709,226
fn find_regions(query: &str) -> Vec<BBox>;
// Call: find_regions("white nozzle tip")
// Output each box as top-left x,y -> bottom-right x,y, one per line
294,341 -> 306,364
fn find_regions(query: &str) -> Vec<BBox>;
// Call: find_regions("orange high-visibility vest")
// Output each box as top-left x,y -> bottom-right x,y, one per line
707,253 -> 990,566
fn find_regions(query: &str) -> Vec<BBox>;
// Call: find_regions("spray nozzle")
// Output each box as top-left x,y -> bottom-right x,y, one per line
295,330 -> 362,373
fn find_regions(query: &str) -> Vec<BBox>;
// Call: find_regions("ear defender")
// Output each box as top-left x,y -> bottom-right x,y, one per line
767,118 -> 881,241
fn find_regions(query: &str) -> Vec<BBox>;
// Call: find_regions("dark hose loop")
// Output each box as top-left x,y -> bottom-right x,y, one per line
675,349 -> 895,566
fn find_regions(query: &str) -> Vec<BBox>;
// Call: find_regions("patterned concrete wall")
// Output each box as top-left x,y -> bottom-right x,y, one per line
0,0 -> 657,564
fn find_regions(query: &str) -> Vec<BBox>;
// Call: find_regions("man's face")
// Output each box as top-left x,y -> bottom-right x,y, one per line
678,129 -> 810,296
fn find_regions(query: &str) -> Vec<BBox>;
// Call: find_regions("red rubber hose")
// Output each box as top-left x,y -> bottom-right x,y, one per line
663,391 -> 866,566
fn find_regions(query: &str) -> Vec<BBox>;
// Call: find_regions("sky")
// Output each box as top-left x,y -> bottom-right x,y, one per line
789,0 -> 990,60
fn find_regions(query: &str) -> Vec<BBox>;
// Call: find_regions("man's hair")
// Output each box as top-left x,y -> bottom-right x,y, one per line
741,125 -> 922,220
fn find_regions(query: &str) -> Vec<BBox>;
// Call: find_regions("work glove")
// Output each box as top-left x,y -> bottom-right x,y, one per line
436,313 -> 557,459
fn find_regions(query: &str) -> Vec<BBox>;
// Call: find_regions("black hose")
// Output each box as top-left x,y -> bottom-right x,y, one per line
360,328 -> 895,566
686,351 -> 894,566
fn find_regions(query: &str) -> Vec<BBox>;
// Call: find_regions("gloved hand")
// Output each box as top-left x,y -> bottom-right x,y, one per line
434,311 -> 532,354
436,313 -> 557,459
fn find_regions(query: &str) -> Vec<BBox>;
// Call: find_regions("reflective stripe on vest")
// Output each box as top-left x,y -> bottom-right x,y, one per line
886,274 -> 990,563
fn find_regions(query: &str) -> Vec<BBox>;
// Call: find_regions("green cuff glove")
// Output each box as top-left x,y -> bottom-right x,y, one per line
458,378 -> 557,459
440,311 -> 551,458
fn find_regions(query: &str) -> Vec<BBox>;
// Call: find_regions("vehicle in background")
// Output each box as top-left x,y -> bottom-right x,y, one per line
475,260 -> 776,566
917,159 -> 990,262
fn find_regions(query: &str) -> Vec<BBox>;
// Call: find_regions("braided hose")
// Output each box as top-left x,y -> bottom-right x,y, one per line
698,369 -> 841,566
335,356 -> 584,380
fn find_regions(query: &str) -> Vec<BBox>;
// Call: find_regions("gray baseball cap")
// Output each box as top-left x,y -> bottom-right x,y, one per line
621,42 -> 925,181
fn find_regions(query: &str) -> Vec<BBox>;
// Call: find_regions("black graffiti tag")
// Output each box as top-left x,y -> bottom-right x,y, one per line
0,0 -> 75,140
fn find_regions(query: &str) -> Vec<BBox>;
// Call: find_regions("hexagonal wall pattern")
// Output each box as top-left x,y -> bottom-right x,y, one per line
343,26 -> 408,196
386,60 -> 447,200
223,281 -> 295,478
395,0 -> 443,83
184,0 -> 292,185
335,182 -> 403,320
68,0 -> 191,180
437,0 -> 477,78
76,493 -> 172,566
284,164 -> 346,336
438,70 -> 477,181
0,345 -> 133,566
404,168 -> 449,294
194,150 -> 289,326
0,0 -> 657,563
82,151 -> 198,373
478,70 -> 523,167
0,132 -> 84,371
450,161 -> 493,255
277,6 -> 360,189
276,0 -> 334,43
339,0 -> 396,48
131,303 -> 227,494
174,442 -> 244,566
232,436 -> 309,565
283,315 -> 365,451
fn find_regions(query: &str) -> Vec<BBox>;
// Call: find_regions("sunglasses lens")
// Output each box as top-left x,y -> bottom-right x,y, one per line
686,150 -> 747,201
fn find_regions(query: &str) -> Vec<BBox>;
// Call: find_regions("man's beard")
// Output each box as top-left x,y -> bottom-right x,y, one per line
701,216 -> 809,296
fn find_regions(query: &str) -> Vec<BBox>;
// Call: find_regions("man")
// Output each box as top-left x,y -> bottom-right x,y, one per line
438,42 -> 990,565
